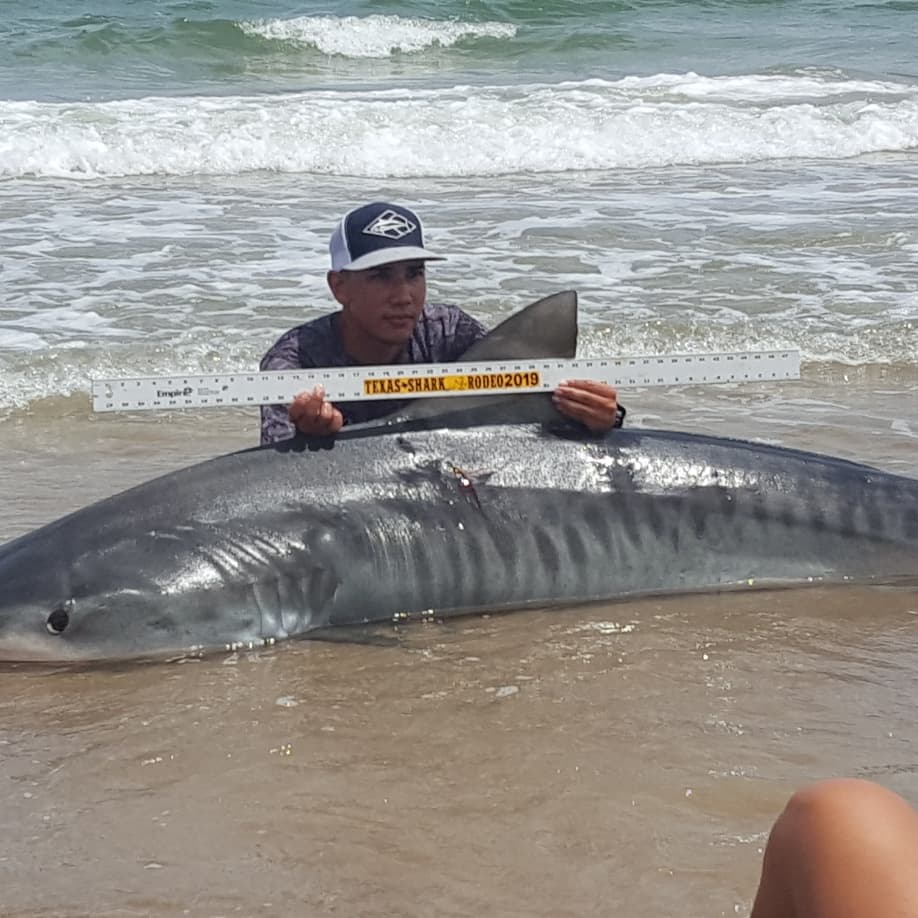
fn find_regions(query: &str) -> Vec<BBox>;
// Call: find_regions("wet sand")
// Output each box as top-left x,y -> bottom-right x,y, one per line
1,376 -> 917,917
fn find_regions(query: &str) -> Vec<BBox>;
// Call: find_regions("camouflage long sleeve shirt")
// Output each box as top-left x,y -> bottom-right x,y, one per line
259,302 -> 488,445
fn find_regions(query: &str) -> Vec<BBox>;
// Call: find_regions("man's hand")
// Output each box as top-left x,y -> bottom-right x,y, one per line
552,379 -> 620,432
288,385 -> 345,436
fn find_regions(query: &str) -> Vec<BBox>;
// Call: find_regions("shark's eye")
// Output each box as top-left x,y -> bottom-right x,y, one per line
46,606 -> 70,635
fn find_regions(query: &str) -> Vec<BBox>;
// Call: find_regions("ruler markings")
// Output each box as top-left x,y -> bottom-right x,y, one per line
91,351 -> 801,413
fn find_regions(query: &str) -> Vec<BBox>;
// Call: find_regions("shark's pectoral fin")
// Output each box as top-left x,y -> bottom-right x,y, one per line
300,624 -> 403,647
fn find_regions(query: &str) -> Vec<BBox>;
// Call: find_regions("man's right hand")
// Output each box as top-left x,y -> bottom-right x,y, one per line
288,385 -> 345,436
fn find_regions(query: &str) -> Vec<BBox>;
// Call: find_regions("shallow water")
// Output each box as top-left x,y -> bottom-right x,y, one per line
2,584 -> 917,917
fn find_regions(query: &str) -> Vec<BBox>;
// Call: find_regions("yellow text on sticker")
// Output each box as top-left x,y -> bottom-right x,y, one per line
363,371 -> 542,396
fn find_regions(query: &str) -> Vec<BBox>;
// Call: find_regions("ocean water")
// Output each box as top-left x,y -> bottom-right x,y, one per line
2,0 -> 917,420
1,3 -> 918,917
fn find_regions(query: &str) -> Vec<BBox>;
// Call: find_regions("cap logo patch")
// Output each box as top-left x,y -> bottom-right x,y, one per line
362,209 -> 417,240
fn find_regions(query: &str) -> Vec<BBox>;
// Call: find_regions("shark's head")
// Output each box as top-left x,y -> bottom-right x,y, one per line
0,586 -> 179,663
0,531 -> 160,661
0,520 -> 272,662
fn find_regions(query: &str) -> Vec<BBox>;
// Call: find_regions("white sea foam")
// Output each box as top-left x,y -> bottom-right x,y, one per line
615,71 -> 913,102
3,74 -> 917,180
239,14 -> 516,57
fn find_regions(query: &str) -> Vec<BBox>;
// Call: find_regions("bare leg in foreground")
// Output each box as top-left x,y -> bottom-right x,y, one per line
751,778 -> 918,918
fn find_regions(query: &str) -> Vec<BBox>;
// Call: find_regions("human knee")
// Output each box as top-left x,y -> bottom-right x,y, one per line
775,778 -> 916,855
784,778 -> 902,824
784,778 -> 882,820
752,780 -> 918,918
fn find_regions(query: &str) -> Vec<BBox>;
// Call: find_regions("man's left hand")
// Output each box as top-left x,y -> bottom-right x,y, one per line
552,379 -> 620,432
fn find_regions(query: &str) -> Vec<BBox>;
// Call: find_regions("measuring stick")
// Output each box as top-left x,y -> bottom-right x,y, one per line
91,350 -> 800,413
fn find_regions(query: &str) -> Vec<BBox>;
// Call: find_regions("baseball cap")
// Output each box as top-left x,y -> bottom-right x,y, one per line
328,201 -> 446,272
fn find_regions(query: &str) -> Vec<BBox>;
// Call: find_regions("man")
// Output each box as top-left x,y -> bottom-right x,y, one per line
260,201 -> 623,445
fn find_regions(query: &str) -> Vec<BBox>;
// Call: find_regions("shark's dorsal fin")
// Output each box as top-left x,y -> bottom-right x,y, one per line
456,289 -> 577,362
389,290 -> 578,428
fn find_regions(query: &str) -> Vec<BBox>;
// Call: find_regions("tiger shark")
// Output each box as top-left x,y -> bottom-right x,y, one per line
0,292 -> 915,662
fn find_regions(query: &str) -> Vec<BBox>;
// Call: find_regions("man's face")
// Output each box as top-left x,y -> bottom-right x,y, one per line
329,259 -> 427,348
